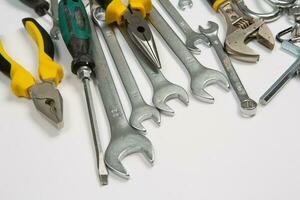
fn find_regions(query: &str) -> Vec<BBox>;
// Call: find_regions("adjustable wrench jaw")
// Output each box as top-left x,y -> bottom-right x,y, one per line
218,1 -> 275,63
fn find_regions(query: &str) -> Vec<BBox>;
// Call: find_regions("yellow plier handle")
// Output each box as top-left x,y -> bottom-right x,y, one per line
0,41 -> 36,98
22,18 -> 64,86
102,0 -> 152,24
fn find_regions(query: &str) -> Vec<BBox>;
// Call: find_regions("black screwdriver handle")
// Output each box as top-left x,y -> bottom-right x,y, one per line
20,0 -> 50,16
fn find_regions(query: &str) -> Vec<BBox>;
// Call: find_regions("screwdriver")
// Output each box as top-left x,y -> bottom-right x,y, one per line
58,0 -> 108,185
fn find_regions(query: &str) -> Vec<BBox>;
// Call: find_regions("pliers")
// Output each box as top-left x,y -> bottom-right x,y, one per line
0,18 -> 64,127
97,0 -> 161,69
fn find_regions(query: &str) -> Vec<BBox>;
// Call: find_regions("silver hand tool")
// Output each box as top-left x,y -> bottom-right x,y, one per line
119,26 -> 189,116
178,0 -> 193,10
199,21 -> 257,117
157,0 -> 209,54
149,7 -> 230,103
260,41 -> 300,105
93,13 -> 160,132
50,0 -> 60,40
90,4 -> 154,179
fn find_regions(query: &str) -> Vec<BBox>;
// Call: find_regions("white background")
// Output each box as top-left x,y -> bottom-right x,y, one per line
0,0 -> 300,199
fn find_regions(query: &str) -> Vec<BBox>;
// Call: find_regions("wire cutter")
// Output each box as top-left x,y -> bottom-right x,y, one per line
97,0 -> 161,69
0,18 -> 64,127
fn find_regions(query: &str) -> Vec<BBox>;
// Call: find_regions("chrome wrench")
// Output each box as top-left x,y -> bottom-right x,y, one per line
157,0 -> 209,54
94,17 -> 160,132
178,0 -> 193,10
199,21 -> 257,117
50,0 -> 60,40
119,26 -> 189,115
149,7 -> 230,103
89,8 -> 155,179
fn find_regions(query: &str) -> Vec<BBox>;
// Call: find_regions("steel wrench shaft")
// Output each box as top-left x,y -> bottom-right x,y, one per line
50,0 -> 60,40
199,22 -> 257,117
157,0 -> 209,54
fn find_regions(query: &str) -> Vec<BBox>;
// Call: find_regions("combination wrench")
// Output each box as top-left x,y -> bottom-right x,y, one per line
119,26 -> 189,116
199,21 -> 257,117
50,0 -> 60,40
93,14 -> 160,132
149,7 -> 230,103
89,10 -> 155,179
157,0 -> 209,54
178,0 -> 193,10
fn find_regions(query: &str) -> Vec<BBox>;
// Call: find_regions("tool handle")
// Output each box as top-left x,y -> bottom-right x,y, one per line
22,18 -> 64,85
0,41 -> 36,98
19,0 -> 50,16
58,0 -> 94,74
207,0 -> 226,11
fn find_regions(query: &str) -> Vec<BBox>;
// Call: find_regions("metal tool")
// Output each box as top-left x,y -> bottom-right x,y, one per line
58,0 -> 108,185
99,0 -> 161,69
157,0 -> 209,54
50,0 -> 60,40
260,41 -> 300,105
20,0 -> 51,16
199,21 -> 257,117
178,0 -> 193,10
119,26 -> 189,116
89,4 -> 155,179
149,7 -> 230,103
208,0 -> 275,63
0,18 -> 63,127
277,5 -> 300,43
92,6 -> 160,132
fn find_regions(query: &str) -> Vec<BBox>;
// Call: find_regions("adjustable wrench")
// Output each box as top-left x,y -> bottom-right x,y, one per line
260,41 -> 300,105
89,11 -> 154,179
149,7 -> 230,103
119,26 -> 189,116
50,0 -> 60,40
157,0 -> 209,54
178,0 -> 193,10
199,21 -> 257,117
93,15 -> 160,132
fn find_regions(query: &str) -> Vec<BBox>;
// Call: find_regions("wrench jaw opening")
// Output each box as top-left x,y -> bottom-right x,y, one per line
129,104 -> 161,132
152,81 -> 189,116
105,126 -> 155,179
178,0 -> 193,11
190,69 -> 230,103
186,33 -> 211,55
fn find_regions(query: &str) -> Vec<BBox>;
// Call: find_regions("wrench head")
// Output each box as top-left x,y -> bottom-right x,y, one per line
105,126 -> 155,179
153,81 -> 189,116
225,19 -> 275,63
190,68 -> 230,103
129,104 -> 161,132
186,31 -> 210,54
178,0 -> 193,10
198,21 -> 219,37
241,99 -> 257,118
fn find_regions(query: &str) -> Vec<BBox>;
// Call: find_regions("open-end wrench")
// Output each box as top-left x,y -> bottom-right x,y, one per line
89,10 -> 154,179
119,26 -> 189,116
199,21 -> 257,117
93,15 -> 160,132
149,7 -> 230,103
50,0 -> 60,40
157,0 -> 209,54
178,0 -> 193,10
260,41 -> 300,105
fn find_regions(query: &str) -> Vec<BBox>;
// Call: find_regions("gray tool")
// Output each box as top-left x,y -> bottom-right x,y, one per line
93,14 -> 160,132
90,6 -> 155,179
260,41 -> 300,105
178,0 -> 193,10
119,26 -> 189,116
199,21 -> 257,117
157,0 -> 209,54
50,0 -> 59,40
149,7 -> 230,103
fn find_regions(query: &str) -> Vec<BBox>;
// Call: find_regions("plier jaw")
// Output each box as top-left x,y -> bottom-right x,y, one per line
123,8 -> 161,69
29,82 -> 63,128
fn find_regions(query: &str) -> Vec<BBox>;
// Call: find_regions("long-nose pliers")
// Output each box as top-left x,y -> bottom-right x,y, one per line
0,18 -> 64,127
98,0 -> 161,69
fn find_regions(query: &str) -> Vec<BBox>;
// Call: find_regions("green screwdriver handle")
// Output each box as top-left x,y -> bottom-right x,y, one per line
58,0 -> 94,74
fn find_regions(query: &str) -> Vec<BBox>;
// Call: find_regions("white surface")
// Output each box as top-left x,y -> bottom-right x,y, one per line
0,0 -> 300,199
